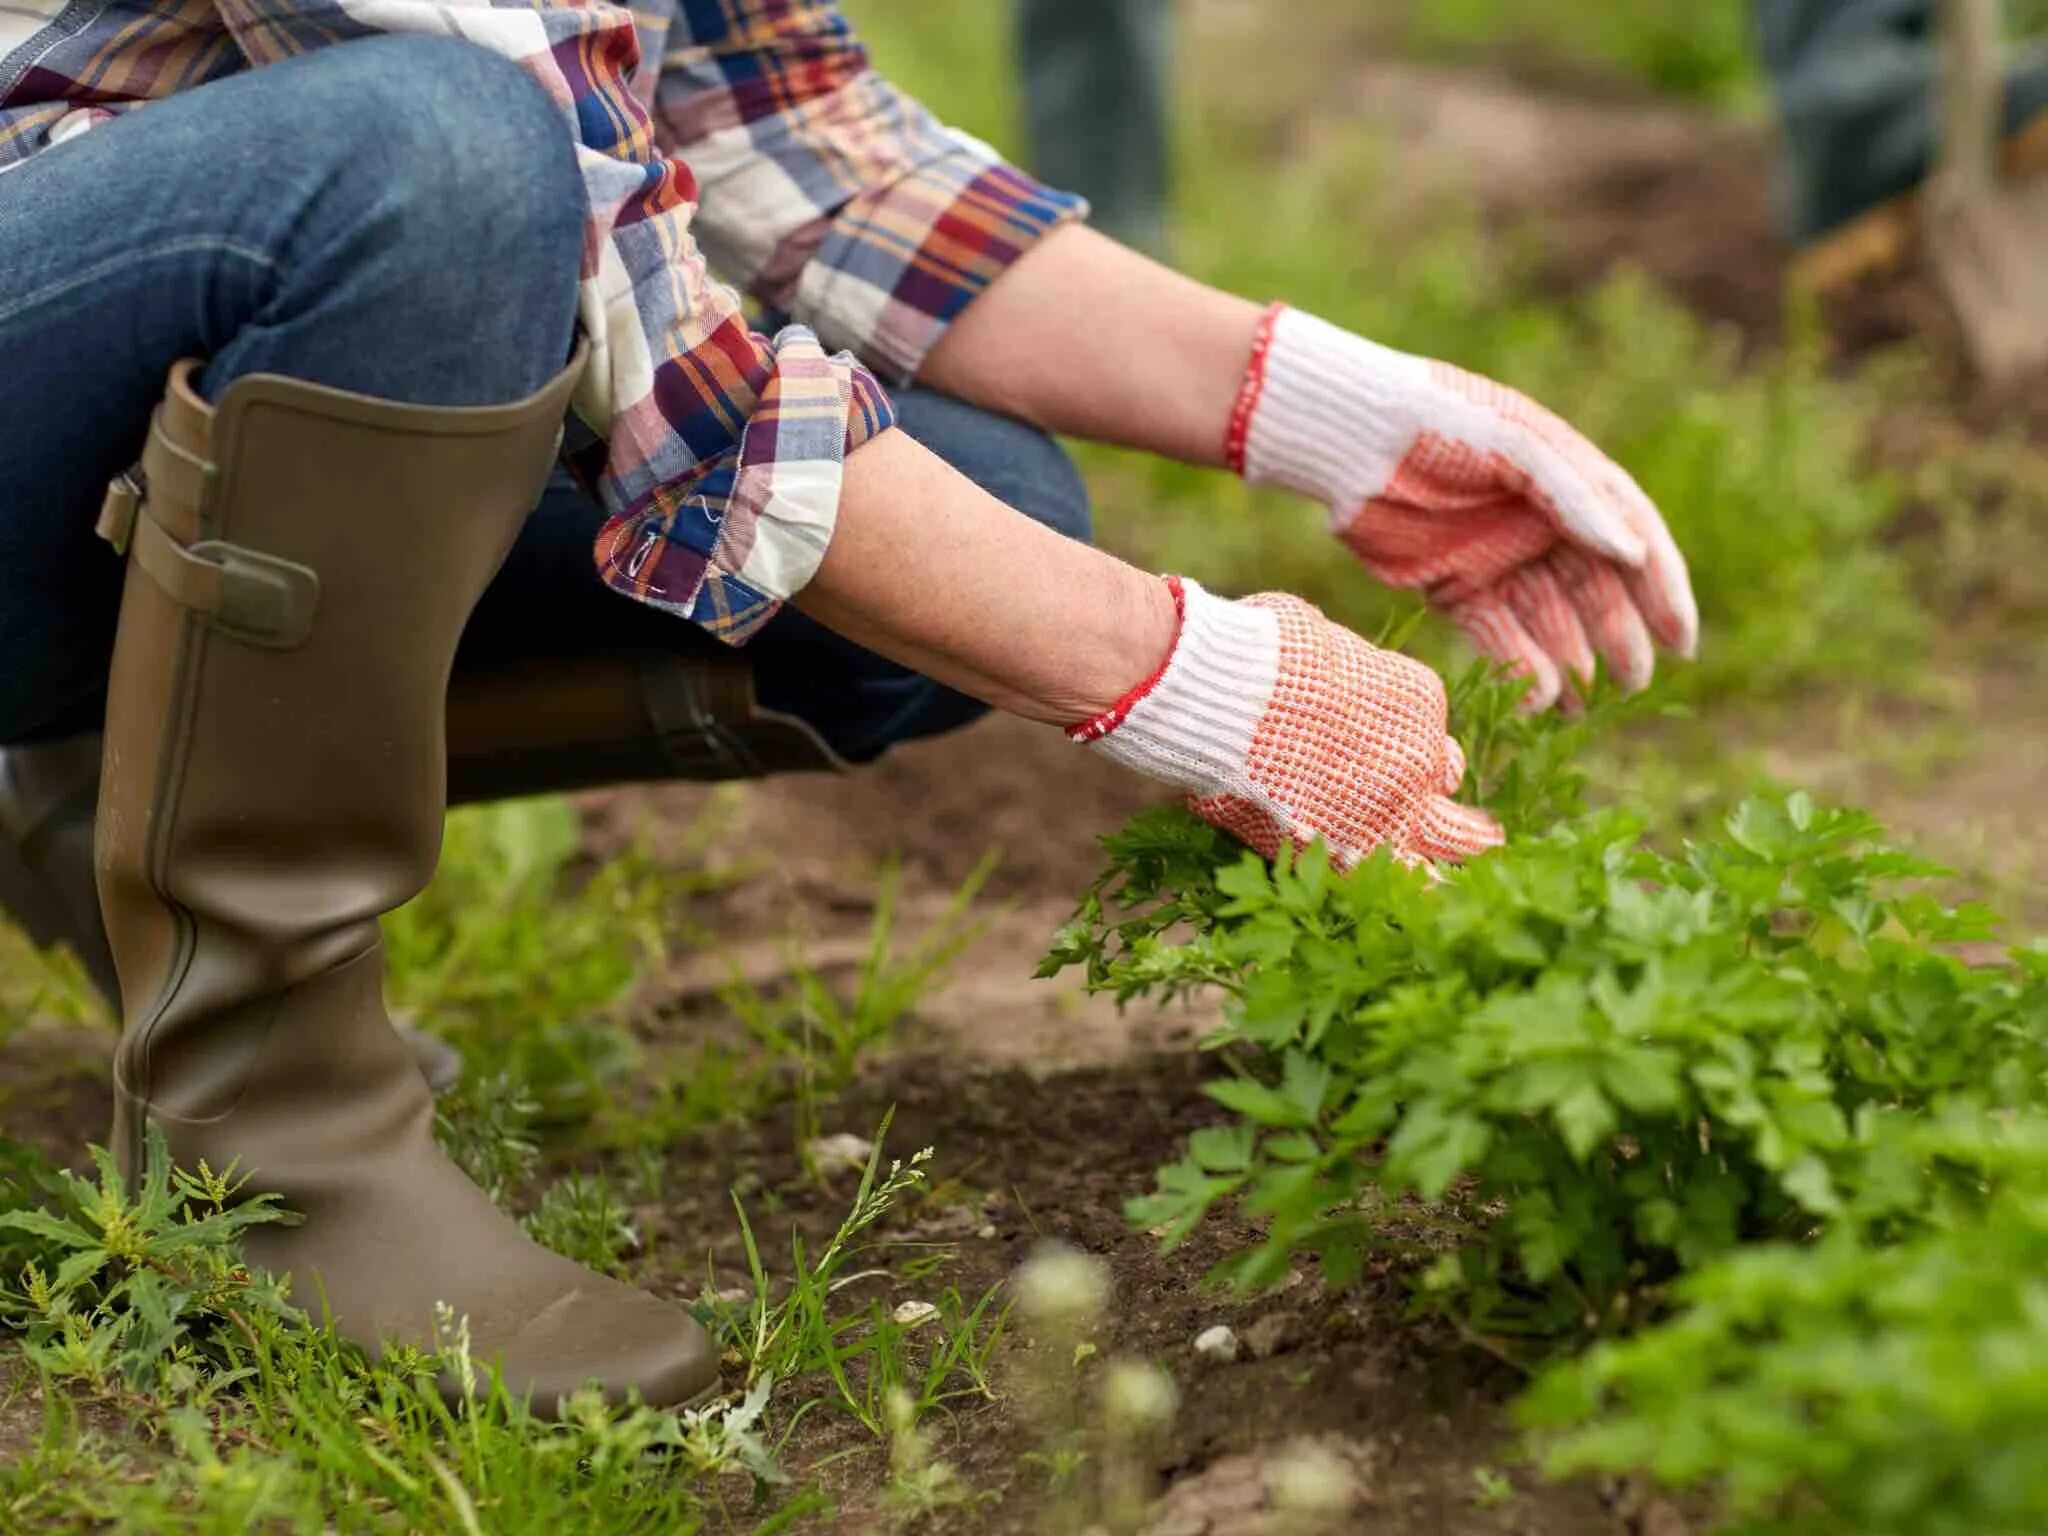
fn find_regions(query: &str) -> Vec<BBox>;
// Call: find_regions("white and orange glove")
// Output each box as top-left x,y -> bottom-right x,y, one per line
1071,578 -> 1502,869
1227,305 -> 1699,711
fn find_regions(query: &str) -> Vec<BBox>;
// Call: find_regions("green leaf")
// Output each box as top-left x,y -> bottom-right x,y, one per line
1385,1105 -> 1495,1200
1779,1154 -> 1842,1217
1127,1160 -> 1244,1251
0,1210 -> 99,1251
1187,1124 -> 1256,1174
1600,1048 -> 1685,1116
1208,1077 -> 1313,1129
1552,1085 -> 1618,1164
1280,1051 -> 1333,1126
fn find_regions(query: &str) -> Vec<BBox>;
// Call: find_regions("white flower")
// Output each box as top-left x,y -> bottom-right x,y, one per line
1101,1359 -> 1179,1434
1013,1243 -> 1110,1331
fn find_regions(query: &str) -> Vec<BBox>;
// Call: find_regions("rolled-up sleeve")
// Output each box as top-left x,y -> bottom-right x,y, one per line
214,0 -> 896,643
654,1 -> 1087,384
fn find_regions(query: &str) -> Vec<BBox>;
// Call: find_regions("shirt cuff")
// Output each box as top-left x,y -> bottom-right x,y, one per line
793,137 -> 1088,384
591,326 -> 897,646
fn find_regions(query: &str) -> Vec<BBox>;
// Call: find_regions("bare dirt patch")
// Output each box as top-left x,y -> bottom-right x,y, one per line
581,715 -> 1217,1071
1345,59 -> 1974,371
636,1047 -> 1626,1535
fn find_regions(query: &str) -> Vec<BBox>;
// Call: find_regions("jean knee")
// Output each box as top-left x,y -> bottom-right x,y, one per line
288,37 -> 586,330
891,389 -> 1095,545
1015,435 -> 1094,545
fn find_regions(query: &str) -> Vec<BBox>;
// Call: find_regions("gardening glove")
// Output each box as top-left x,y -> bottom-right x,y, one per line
1070,577 -> 1503,869
1226,304 -> 1700,711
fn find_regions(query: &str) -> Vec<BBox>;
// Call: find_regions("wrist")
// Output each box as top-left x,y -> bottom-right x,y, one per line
1056,569 -> 1182,724
1068,578 -> 1281,797
1230,305 -> 1425,519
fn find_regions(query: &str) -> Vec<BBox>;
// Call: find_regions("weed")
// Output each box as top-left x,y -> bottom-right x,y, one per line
0,1127 -> 295,1398
721,855 -> 996,1166
876,1385 -> 990,1526
386,798 -> 722,1121
434,1070 -> 543,1202
1009,1244 -> 1189,1535
0,1115 -> 995,1530
720,1122 -> 942,1409
523,1170 -> 641,1277
1470,1464 -> 1515,1509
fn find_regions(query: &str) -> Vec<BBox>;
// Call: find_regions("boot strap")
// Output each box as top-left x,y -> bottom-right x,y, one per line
98,471 -> 321,650
639,653 -> 847,778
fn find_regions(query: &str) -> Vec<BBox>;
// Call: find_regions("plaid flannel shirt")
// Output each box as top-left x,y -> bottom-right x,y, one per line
0,0 -> 1083,641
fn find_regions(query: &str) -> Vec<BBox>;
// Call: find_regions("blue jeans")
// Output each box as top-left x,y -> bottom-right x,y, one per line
0,36 -> 1090,764
1760,0 -> 2048,241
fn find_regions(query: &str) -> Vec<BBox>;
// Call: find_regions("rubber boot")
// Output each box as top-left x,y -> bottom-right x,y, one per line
0,644 -> 842,1083
445,647 -> 843,803
95,348 -> 717,1413
0,734 -> 120,1002
2,736 -> 465,1093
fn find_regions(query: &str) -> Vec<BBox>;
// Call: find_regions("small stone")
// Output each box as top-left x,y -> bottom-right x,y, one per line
1192,1324 -> 1240,1363
805,1133 -> 874,1175
892,1299 -> 939,1328
1243,1310 -> 1302,1360
975,1222 -> 998,1240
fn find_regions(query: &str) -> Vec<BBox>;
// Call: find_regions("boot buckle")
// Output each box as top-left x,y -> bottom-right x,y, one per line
129,507 -> 322,650
97,472 -> 144,555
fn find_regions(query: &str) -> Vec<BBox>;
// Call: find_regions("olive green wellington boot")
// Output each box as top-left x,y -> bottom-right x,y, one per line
94,346 -> 718,1413
1,733 -> 465,1094
0,652 -> 842,1095
0,733 -> 121,1002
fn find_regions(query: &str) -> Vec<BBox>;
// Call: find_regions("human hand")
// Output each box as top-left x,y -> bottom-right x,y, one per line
1071,578 -> 1501,869
1229,305 -> 1698,710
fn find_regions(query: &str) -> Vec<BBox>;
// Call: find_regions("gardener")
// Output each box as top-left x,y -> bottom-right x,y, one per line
1761,0 -> 2048,270
0,6 -> 1696,1412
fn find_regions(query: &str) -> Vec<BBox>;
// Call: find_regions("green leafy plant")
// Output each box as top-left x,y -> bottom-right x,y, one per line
1048,661 -> 2048,1526
1522,1105 -> 2048,1535
0,1127 -> 296,1397
386,798 -> 722,1120
1053,674 -> 2042,1342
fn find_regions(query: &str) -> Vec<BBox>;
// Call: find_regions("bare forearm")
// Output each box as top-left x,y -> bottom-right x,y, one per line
795,428 -> 1176,725
919,224 -> 1263,467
